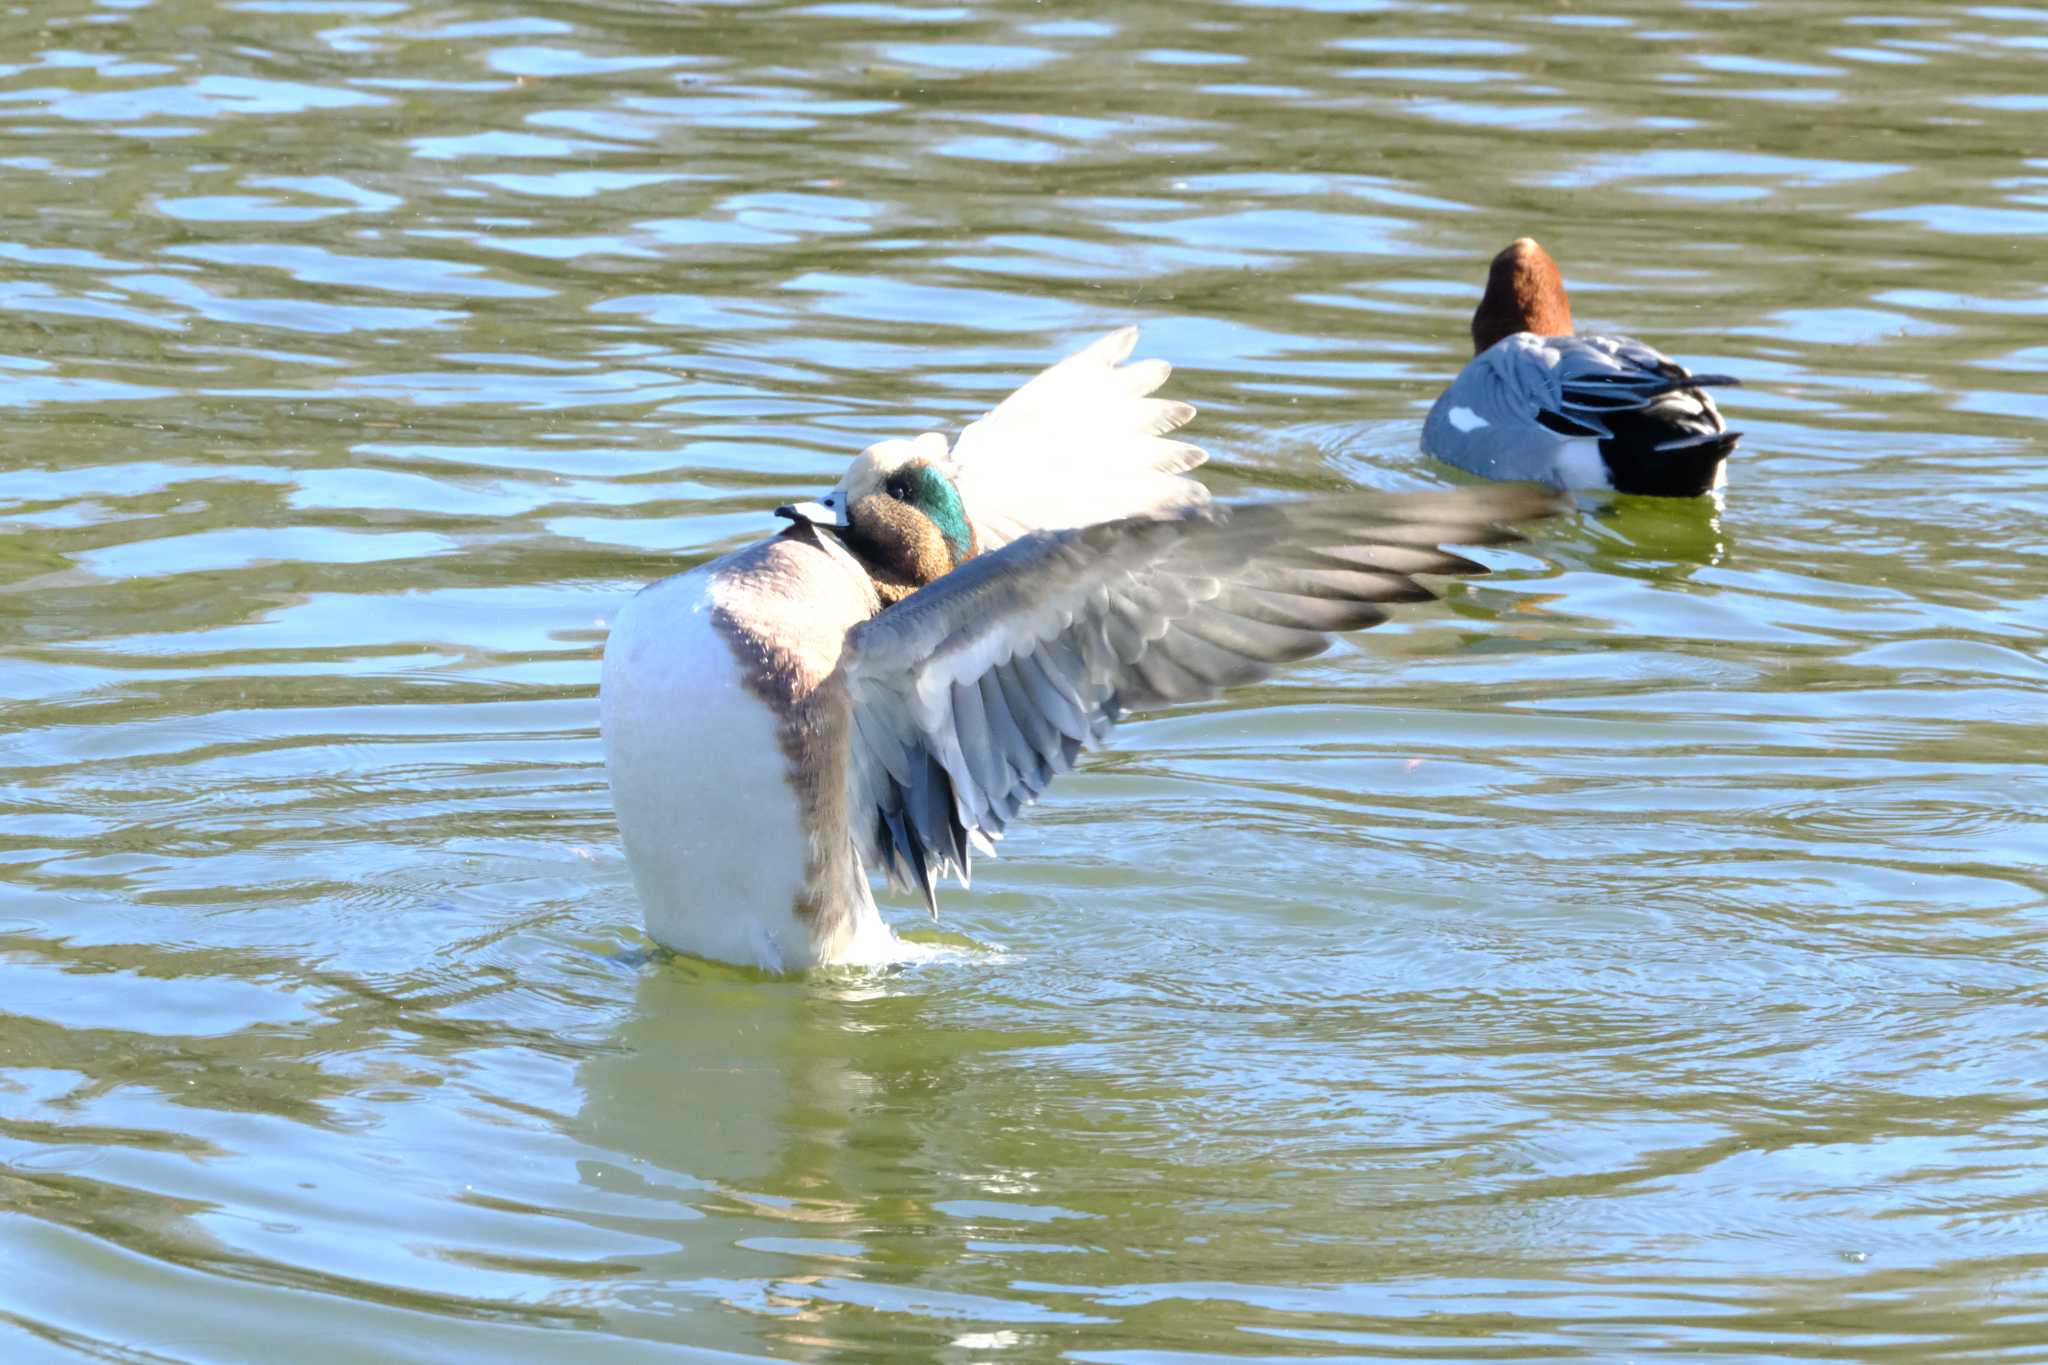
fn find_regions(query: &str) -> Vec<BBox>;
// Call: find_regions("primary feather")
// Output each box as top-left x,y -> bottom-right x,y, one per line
839,485 -> 1561,914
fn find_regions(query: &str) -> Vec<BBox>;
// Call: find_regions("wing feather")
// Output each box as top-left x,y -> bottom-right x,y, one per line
942,327 -> 1213,547
841,486 -> 1561,913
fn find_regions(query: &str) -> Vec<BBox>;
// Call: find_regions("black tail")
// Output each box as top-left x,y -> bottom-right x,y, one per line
1600,430 -> 1740,497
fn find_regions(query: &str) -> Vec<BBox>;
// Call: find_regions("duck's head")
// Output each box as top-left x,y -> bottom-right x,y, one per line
1472,237 -> 1575,354
776,433 -> 979,602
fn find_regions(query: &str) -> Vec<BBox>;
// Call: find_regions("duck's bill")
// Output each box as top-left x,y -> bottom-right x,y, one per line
774,496 -> 849,529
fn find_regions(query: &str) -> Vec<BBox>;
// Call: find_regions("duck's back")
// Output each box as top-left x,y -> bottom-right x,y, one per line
1424,333 -> 1736,495
599,532 -> 886,971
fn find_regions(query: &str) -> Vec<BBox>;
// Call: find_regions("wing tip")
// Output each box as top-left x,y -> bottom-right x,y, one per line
1090,324 -> 1142,365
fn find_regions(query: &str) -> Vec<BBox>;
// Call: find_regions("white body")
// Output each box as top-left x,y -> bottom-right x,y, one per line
600,569 -> 892,972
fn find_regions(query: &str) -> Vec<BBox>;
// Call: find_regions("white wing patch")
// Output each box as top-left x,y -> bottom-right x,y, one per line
1447,405 -> 1490,433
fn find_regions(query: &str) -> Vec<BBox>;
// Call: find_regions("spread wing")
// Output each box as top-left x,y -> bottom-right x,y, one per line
838,484 -> 1562,914
941,326 -> 1212,548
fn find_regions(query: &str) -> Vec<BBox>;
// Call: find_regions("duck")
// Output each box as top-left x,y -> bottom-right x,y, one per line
1422,238 -> 1741,497
600,327 -> 1559,973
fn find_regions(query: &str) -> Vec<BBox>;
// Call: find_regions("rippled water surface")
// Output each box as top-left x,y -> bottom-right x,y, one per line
4,0 -> 2047,1359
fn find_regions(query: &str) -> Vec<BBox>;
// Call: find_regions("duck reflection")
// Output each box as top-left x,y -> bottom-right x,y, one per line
1577,485 -> 1732,575
568,952 -> 1076,1358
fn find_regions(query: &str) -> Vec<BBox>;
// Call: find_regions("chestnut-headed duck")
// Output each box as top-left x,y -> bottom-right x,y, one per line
1423,238 -> 1741,497
601,327 -> 1560,972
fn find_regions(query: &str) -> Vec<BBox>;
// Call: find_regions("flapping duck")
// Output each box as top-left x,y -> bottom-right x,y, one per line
602,329 -> 1558,971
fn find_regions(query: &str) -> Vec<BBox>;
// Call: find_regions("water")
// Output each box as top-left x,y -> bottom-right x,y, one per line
3,0 -> 2046,1359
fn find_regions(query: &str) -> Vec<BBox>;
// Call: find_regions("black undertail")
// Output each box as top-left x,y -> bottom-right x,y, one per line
1583,369 -> 1742,497
1599,417 -> 1741,496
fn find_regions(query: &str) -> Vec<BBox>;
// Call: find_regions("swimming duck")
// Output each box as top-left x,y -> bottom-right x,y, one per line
1422,238 -> 1741,497
601,328 -> 1557,973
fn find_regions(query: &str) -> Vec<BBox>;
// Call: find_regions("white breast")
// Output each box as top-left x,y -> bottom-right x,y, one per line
600,569 -> 820,971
